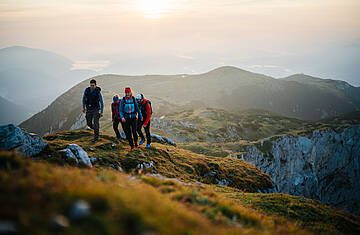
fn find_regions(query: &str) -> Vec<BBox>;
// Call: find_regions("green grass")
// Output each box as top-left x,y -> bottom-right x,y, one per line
0,151 -> 311,235
40,130 -> 272,192
1,128 -> 360,234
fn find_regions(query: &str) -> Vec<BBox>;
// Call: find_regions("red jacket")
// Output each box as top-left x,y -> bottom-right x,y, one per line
140,99 -> 151,127
111,102 -> 120,120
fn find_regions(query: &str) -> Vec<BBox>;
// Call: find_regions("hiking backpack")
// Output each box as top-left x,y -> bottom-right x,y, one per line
84,87 -> 101,109
122,96 -> 137,114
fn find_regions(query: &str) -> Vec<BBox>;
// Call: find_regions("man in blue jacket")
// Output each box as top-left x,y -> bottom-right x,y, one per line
82,79 -> 104,142
120,87 -> 143,151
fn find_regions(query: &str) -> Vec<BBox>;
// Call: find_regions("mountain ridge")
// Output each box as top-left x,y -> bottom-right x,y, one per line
20,66 -> 360,136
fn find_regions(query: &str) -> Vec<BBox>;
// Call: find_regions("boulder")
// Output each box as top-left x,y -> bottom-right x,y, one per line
0,124 -> 47,157
151,134 -> 176,146
60,144 -> 92,167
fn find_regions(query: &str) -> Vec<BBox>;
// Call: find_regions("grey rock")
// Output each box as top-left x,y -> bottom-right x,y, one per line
150,134 -> 176,146
117,165 -> 123,172
61,144 -> 92,167
70,200 -> 90,220
242,125 -> 360,215
89,157 -> 98,163
151,134 -> 164,142
52,215 -> 69,230
216,178 -> 229,186
119,131 -> 127,140
0,124 -> 47,157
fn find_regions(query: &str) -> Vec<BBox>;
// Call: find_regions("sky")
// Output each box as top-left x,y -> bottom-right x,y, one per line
1,0 -> 360,85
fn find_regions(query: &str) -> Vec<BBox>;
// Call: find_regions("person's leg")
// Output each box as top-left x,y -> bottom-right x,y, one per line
137,119 -> 145,141
124,118 -> 134,148
93,109 -> 100,140
130,118 -> 138,146
145,120 -> 151,145
113,118 -> 121,139
85,110 -> 93,129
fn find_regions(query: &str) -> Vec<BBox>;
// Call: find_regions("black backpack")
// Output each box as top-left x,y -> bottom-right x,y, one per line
84,87 -> 101,108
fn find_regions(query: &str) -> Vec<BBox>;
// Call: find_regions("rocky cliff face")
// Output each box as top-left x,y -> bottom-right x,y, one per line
0,124 -> 48,157
243,125 -> 360,214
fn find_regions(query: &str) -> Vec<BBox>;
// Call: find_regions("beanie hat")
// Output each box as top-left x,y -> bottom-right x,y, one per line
113,95 -> 119,102
136,94 -> 143,100
125,87 -> 132,93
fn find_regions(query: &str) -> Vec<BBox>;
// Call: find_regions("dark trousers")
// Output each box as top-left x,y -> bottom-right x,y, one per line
113,118 -> 124,139
137,119 -> 151,145
123,117 -> 138,148
86,109 -> 100,140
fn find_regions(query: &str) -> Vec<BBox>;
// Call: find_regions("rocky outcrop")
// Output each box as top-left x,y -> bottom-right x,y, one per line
242,125 -> 360,214
151,134 -> 176,146
60,144 -> 92,167
0,124 -> 47,157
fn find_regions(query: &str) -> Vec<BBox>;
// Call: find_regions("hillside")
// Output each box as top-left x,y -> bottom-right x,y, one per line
0,96 -> 32,125
1,129 -> 359,234
20,66 -> 360,136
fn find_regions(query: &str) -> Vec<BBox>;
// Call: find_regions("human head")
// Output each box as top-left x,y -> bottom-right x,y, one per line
90,79 -> 97,90
136,94 -> 143,103
113,95 -> 119,103
125,87 -> 132,97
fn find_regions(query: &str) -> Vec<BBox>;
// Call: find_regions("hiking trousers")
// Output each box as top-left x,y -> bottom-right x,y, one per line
123,117 -> 138,148
113,118 -> 125,139
86,109 -> 100,140
137,119 -> 151,145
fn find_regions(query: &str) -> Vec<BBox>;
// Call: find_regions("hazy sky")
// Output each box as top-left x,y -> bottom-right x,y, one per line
1,0 -> 360,85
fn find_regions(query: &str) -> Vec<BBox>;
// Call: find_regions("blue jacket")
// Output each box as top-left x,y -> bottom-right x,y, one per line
119,96 -> 143,119
82,87 -> 104,113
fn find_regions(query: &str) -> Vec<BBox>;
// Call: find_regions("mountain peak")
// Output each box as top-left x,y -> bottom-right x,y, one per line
207,66 -> 246,73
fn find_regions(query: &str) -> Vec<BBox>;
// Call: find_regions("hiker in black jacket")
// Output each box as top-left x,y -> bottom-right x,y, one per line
82,79 -> 104,142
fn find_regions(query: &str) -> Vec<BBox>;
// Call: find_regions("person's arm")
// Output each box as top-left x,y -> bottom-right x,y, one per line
143,103 -> 151,127
99,91 -> 104,113
135,99 -> 143,120
111,103 -> 114,121
82,89 -> 86,112
119,99 -> 124,119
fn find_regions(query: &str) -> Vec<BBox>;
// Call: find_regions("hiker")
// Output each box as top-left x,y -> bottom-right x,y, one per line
111,95 -> 124,140
82,79 -> 104,142
119,87 -> 143,151
136,94 -> 152,148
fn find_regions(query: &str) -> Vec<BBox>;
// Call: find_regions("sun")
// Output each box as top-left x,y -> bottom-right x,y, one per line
136,0 -> 173,18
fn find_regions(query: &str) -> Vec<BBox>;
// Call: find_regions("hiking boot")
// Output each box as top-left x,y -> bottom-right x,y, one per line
130,147 -> 135,151
145,144 -> 151,149
139,139 -> 145,146
85,126 -> 93,130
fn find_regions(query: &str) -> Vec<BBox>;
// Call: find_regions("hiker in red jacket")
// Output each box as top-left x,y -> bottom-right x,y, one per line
136,94 -> 152,148
111,95 -> 124,140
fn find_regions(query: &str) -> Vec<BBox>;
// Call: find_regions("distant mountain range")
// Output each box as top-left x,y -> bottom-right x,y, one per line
0,96 -> 32,125
19,65 -> 360,136
0,46 -> 97,122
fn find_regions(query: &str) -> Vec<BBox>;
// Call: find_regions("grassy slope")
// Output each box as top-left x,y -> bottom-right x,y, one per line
1,148 -> 359,234
41,130 -> 272,192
